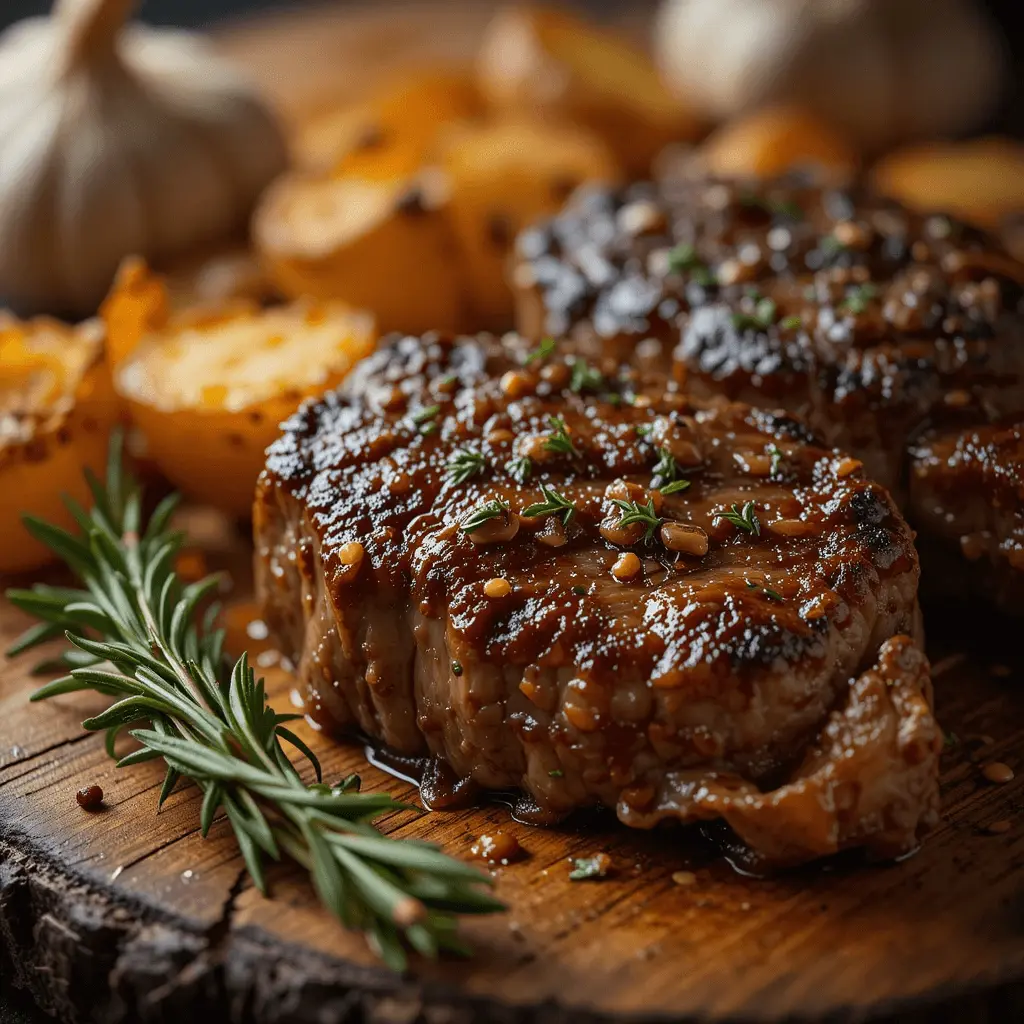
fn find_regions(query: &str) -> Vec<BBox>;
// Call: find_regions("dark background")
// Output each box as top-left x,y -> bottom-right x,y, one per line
0,1 -> 1022,1021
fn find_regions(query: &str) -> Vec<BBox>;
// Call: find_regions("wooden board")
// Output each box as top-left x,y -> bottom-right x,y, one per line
3,3 -> 1024,1023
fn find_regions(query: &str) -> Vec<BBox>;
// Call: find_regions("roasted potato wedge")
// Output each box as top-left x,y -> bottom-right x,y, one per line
294,69 -> 484,174
0,314 -> 117,573
110,265 -> 376,517
871,138 -> 1024,230
442,119 -> 621,327
476,6 -> 701,176
253,169 -> 466,334
698,105 -> 857,183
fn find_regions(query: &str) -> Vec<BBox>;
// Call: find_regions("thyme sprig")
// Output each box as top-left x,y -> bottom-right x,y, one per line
6,436 -> 501,970
524,337 -> 557,365
461,497 -> 511,534
522,485 -> 576,527
505,455 -> 533,485
611,498 -> 661,543
543,416 -> 580,457
446,449 -> 486,486
568,358 -> 606,394
717,501 -> 761,536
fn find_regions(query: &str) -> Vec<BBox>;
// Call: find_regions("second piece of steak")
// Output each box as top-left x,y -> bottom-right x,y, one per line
909,419 -> 1024,615
255,332 -> 940,869
513,177 -> 1024,504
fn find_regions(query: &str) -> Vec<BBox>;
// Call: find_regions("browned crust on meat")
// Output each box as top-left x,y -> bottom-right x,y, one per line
255,331 -> 935,867
512,177 -> 1024,497
909,420 -> 1024,615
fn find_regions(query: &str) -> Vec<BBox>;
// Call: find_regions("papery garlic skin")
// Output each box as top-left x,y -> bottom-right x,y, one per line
0,2 -> 287,317
654,0 -> 1004,152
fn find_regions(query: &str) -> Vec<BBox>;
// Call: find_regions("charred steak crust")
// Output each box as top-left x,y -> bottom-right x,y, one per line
512,177 -> 1024,498
909,420 -> 1024,615
255,332 -> 938,867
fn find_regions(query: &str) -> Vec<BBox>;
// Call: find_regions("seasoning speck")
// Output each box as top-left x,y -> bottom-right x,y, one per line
471,831 -> 523,865
982,762 -> 1015,784
484,577 -> 512,598
612,552 -> 642,581
671,870 -> 697,886
452,660 -> 463,677
76,785 -> 104,811
569,853 -> 612,881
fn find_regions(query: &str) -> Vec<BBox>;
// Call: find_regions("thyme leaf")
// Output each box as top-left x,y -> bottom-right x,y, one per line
445,450 -> 486,486
611,497 -> 661,543
543,416 -> 580,458
522,485 -> 576,527
716,501 -> 761,536
461,498 -> 511,534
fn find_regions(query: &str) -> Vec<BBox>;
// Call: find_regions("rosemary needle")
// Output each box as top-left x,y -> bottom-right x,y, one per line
6,434 -> 502,970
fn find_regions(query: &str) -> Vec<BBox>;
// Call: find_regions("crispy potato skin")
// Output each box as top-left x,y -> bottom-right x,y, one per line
108,264 -> 376,518
0,318 -> 117,574
254,171 -> 467,335
295,69 -> 485,174
871,138 -> 1024,230
476,6 -> 702,176
698,104 -> 858,182
443,119 -> 621,328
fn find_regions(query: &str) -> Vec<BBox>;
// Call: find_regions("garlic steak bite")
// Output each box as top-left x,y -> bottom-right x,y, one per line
255,332 -> 940,868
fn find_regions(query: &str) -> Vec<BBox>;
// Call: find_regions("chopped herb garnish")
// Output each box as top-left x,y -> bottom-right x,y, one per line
666,242 -> 698,271
691,265 -> 717,287
543,415 -> 580,457
635,423 -> 653,439
461,497 -> 510,534
767,443 -> 784,479
505,455 -> 533,485
452,661 -> 463,677
660,479 -> 691,496
841,283 -> 877,315
522,485 -> 576,527
717,501 -> 761,536
819,234 -> 848,258
569,357 -> 606,394
731,296 -> 777,332
446,449 -> 486,486
740,194 -> 804,221
569,855 -> 610,881
439,374 -> 458,388
746,579 -> 783,602
572,585 -> 586,596
602,391 -> 623,407
549,769 -> 565,778
651,446 -> 679,488
524,337 -> 557,365
411,404 -> 440,425
611,497 -> 661,543
779,315 -> 802,330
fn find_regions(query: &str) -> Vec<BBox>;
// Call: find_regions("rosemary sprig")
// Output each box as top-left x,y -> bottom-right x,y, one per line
461,497 -> 510,533
611,498 -> 661,543
505,455 -> 533,485
6,436 -> 502,970
522,485 -> 576,527
746,579 -> 783,602
446,450 -> 486,486
717,501 -> 761,536
543,416 -> 580,457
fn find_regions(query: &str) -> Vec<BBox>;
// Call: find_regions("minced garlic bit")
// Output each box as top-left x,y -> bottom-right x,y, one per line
339,542 -> 365,566
612,552 -> 642,580
484,577 -> 512,598
983,762 -> 1015,784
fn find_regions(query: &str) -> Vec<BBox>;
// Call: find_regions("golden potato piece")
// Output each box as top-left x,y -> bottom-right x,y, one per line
295,69 -> 484,175
0,315 -> 117,574
477,6 -> 701,176
112,266 -> 376,517
871,138 -> 1024,229
253,169 -> 466,335
698,105 -> 857,183
442,119 -> 621,328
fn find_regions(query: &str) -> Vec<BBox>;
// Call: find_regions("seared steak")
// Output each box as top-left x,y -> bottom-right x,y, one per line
513,177 -> 1024,503
909,419 -> 1024,616
255,332 -> 939,868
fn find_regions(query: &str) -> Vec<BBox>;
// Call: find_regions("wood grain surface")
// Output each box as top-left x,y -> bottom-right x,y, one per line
2,3 -> 1024,1023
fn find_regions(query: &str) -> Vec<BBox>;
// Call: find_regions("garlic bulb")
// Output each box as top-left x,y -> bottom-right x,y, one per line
654,0 -> 1004,151
0,0 -> 287,317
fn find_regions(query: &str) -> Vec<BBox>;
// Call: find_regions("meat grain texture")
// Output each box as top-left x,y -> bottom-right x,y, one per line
255,332 -> 941,868
513,176 -> 1024,608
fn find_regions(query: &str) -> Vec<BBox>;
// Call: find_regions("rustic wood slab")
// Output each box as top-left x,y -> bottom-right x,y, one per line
3,3 -> 1024,1022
